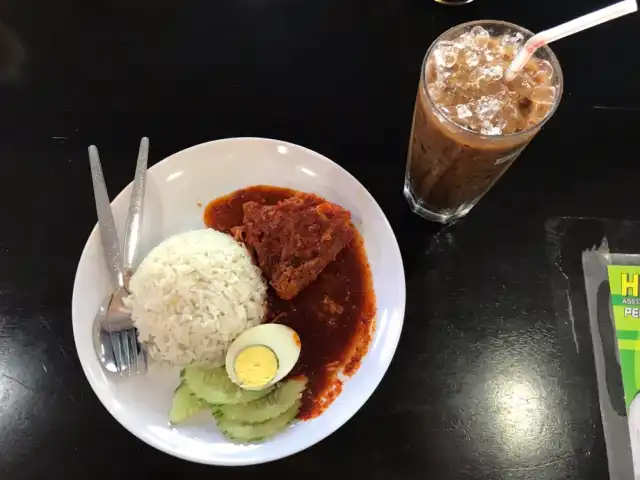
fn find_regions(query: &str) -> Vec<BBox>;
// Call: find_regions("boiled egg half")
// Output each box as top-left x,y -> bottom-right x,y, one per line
225,324 -> 301,390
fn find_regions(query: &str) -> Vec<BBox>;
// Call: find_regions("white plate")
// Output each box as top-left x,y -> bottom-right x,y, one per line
72,137 -> 405,465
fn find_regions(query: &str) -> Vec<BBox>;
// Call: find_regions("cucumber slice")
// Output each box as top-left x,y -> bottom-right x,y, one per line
169,383 -> 208,425
218,377 -> 307,423
217,400 -> 301,442
183,366 -> 275,405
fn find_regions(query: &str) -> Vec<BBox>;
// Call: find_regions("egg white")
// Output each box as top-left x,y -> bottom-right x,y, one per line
225,323 -> 301,390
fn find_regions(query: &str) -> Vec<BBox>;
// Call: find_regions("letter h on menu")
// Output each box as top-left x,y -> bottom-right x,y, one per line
621,273 -> 639,297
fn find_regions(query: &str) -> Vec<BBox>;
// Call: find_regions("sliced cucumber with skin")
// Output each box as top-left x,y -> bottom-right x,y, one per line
183,366 -> 275,405
217,377 -> 307,423
217,400 -> 301,442
169,383 -> 208,425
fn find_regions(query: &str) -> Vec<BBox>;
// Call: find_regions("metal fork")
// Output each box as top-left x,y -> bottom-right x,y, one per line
89,138 -> 149,375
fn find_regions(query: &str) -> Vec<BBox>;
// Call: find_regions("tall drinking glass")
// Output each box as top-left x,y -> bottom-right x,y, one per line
404,20 -> 563,223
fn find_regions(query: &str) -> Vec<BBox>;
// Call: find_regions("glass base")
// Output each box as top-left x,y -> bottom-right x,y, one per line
403,180 -> 473,224
434,0 -> 474,5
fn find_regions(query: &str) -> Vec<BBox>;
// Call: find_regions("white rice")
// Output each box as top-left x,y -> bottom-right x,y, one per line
125,229 -> 267,367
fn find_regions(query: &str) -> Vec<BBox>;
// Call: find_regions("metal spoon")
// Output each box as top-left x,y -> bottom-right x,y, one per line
94,297 -> 118,372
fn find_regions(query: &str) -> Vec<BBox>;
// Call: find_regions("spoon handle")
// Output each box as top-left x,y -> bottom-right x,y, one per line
89,145 -> 124,289
122,137 -> 149,283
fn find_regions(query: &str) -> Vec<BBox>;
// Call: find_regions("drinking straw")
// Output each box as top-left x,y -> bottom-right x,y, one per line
504,0 -> 638,82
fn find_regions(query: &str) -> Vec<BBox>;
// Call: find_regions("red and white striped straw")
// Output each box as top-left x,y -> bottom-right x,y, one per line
504,0 -> 638,82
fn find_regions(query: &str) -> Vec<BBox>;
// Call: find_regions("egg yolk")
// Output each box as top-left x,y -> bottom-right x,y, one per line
234,345 -> 278,389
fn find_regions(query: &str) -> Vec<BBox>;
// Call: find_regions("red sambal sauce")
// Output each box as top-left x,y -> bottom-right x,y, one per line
204,185 -> 376,419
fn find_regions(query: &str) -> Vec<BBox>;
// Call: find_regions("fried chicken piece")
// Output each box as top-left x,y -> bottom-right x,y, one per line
242,193 -> 355,299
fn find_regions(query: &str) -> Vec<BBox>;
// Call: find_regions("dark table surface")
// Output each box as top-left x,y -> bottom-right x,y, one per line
1,0 -> 639,478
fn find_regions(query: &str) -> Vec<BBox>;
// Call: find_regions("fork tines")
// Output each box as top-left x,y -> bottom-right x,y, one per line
110,329 -> 147,375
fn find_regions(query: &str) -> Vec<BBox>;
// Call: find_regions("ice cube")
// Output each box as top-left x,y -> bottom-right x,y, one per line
500,34 -> 513,46
434,66 -> 452,83
434,46 -> 457,68
470,26 -> 490,39
464,50 -> 479,68
501,45 -> 518,61
481,123 -> 503,136
453,41 -> 466,52
501,32 -> 524,47
456,104 -> 473,119
475,95 -> 502,121
483,65 -> 503,80
428,84 -> 444,101
526,112 -> 546,129
444,54 -> 457,68
425,59 -> 437,81
530,86 -> 556,105
469,26 -> 490,49
533,60 -> 554,85
501,103 -> 520,121
499,105 -> 521,134
467,67 -> 480,84
466,115 -> 481,132
481,79 -> 507,96
508,73 -> 534,97
476,66 -> 501,83
429,84 -> 454,106
487,38 -> 500,50
455,32 -> 475,48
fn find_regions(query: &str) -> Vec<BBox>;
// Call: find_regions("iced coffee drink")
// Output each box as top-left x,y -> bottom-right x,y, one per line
405,21 -> 563,223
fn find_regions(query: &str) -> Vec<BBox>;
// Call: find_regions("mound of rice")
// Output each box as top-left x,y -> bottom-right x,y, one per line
126,229 -> 267,367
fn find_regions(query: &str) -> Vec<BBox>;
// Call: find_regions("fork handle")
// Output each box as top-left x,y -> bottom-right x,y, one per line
122,137 -> 149,285
89,145 -> 125,289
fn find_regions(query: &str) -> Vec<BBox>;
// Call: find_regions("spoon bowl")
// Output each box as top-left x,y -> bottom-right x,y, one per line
93,295 -> 118,373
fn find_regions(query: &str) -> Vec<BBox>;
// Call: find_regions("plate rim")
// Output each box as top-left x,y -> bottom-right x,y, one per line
71,136 -> 406,465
